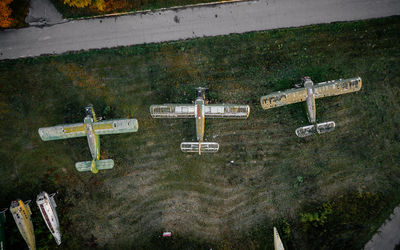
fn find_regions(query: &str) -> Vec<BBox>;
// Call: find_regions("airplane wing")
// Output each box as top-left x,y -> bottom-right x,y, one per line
314,77 -> 362,99
260,88 -> 307,109
150,104 -> 195,118
93,119 -> 138,135
204,104 -> 250,118
38,123 -> 85,141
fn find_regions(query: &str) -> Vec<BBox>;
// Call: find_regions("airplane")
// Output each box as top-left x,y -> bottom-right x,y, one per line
38,104 -> 138,174
36,192 -> 61,245
10,200 -> 36,250
0,208 -> 6,250
150,87 -> 250,154
260,77 -> 362,137
273,227 -> 285,250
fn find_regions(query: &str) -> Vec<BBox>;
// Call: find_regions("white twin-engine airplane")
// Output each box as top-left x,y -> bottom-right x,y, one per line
150,87 -> 250,154
38,105 -> 138,173
260,77 -> 362,137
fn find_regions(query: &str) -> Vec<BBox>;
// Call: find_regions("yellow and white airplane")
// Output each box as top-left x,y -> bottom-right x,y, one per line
260,77 -> 362,137
38,105 -> 138,173
10,200 -> 36,250
150,87 -> 250,154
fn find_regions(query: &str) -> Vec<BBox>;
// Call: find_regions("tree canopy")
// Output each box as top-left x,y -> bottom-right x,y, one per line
0,0 -> 14,28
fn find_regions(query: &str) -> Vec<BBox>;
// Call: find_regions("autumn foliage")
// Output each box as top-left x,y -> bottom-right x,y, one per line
0,0 -> 14,28
64,0 -> 106,11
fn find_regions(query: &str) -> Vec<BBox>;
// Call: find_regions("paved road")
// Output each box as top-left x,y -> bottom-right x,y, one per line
0,0 -> 399,60
364,205 -> 400,250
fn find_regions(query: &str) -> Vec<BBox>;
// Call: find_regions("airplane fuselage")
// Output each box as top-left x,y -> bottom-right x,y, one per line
36,192 -> 61,245
304,78 -> 316,123
84,105 -> 100,161
84,117 -> 100,161
195,98 -> 205,142
10,200 -> 36,250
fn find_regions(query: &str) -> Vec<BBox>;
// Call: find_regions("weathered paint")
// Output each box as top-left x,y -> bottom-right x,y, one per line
204,104 -> 250,118
38,105 -> 138,173
150,87 -> 250,153
195,98 -> 205,142
261,77 -> 362,137
304,78 -> 316,123
64,125 -> 85,134
260,77 -> 362,110
260,88 -> 307,109
180,142 -> 219,153
36,192 -> 61,245
150,104 -> 196,118
314,77 -> 362,99
10,200 -> 36,250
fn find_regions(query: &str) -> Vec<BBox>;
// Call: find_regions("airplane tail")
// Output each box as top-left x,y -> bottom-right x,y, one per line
75,159 -> 114,173
295,121 -> 335,137
180,142 -> 219,154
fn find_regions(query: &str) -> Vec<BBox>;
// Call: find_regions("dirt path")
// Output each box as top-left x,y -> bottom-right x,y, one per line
1,0 -> 399,60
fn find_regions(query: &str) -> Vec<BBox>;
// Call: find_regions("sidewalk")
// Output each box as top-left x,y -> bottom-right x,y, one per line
364,205 -> 400,250
0,0 -> 399,60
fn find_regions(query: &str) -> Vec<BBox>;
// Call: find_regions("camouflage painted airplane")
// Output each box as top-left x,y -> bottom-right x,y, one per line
38,105 -> 138,173
260,77 -> 362,137
150,87 -> 250,154
10,200 -> 36,250
0,208 -> 6,250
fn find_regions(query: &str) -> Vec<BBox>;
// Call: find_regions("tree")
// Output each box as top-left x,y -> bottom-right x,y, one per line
0,0 -> 13,28
64,0 -> 105,10
64,0 -> 92,8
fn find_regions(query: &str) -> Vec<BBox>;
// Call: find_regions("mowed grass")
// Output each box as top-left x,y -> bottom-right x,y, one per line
0,16 -> 399,249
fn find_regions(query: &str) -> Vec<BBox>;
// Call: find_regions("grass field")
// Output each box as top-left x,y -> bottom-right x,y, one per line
0,16 -> 399,249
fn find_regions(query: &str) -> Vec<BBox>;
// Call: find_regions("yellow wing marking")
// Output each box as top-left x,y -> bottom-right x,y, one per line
93,122 -> 113,130
18,200 -> 31,217
64,125 -> 85,133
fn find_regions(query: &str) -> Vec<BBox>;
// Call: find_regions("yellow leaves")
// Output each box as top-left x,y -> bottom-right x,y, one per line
63,0 -> 105,10
0,0 -> 14,28
94,0 -> 105,11
64,0 -> 91,8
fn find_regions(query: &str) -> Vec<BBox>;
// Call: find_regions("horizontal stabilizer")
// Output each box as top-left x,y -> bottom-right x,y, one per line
180,142 -> 219,153
295,121 -> 336,137
75,159 -> 114,172
295,124 -> 316,137
316,121 -> 335,134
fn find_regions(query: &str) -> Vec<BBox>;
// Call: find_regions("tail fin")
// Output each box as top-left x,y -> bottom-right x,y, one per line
180,142 -> 219,154
295,121 -> 335,137
75,159 -> 114,173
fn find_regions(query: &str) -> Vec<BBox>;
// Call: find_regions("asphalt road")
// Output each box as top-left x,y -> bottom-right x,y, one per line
0,0 -> 399,60
364,206 -> 400,250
